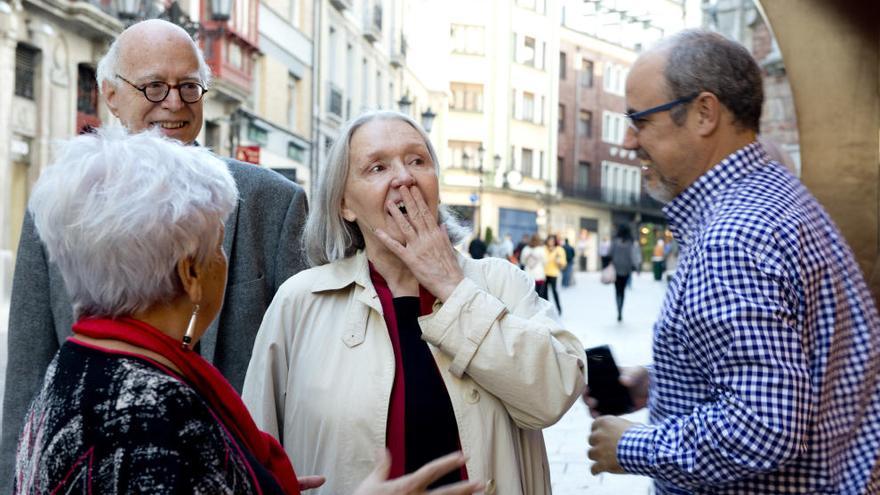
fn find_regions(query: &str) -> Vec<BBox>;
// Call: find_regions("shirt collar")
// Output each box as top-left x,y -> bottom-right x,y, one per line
663,141 -> 769,246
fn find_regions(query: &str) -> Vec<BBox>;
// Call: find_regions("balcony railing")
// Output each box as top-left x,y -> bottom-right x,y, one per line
559,182 -> 664,213
390,35 -> 407,68
363,4 -> 382,42
329,0 -> 353,11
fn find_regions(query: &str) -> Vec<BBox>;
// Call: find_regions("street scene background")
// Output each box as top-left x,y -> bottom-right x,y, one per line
0,0 -> 828,490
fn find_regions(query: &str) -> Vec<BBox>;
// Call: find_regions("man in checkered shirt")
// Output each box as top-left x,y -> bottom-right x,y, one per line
586,29 -> 880,494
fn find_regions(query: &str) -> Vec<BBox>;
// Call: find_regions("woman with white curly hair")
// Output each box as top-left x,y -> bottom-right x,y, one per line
14,127 -> 474,495
243,110 -> 586,494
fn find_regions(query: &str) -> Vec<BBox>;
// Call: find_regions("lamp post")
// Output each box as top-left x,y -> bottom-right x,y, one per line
420,107 -> 436,133
113,0 -> 232,36
397,94 -> 412,115
476,143 -> 486,238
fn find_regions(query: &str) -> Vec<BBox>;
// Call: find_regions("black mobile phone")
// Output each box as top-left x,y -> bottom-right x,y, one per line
585,345 -> 634,415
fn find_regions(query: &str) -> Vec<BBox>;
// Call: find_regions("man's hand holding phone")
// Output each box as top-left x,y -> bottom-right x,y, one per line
582,346 -> 649,417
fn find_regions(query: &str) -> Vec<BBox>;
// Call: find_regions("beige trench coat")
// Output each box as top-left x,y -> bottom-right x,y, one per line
242,251 -> 586,494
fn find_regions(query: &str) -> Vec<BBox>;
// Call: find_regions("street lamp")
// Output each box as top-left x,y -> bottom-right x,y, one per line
113,0 -> 232,36
397,94 -> 412,115
476,143 -> 486,238
420,107 -> 436,133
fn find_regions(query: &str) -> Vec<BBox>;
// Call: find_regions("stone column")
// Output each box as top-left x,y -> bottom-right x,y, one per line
0,2 -> 20,299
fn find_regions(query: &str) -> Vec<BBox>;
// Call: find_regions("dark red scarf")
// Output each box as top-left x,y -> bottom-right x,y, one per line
72,317 -> 300,495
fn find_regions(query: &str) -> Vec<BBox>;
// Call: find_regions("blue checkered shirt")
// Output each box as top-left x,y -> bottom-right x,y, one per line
617,142 -> 880,494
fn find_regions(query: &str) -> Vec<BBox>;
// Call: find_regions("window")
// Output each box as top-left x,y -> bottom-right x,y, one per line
247,124 -> 268,145
287,142 -> 306,162
578,110 -> 592,138
602,111 -> 626,145
559,52 -> 567,79
77,65 -> 98,115
558,104 -> 565,132
14,45 -> 38,100
601,161 -> 641,205
521,36 -> 536,67
521,148 -> 534,177
448,140 -> 483,169
522,92 -> 535,121
450,82 -> 484,112
580,59 -> 594,87
557,156 -> 564,182
287,73 -> 299,129
603,62 -> 628,95
451,24 -> 485,55
578,161 -> 591,188
515,0 -> 545,13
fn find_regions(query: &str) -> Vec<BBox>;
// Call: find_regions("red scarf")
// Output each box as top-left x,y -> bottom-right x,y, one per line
72,317 -> 300,495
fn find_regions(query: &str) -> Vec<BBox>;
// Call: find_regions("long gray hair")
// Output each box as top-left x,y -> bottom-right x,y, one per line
303,110 -> 468,267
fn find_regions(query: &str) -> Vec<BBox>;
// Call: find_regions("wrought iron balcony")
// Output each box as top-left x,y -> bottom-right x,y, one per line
558,182 -> 664,215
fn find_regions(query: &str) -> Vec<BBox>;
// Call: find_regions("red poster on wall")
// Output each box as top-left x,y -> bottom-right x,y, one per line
235,145 -> 261,165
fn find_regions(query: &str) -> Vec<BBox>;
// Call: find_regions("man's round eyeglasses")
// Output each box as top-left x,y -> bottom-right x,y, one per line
116,74 -> 208,104
625,93 -> 699,133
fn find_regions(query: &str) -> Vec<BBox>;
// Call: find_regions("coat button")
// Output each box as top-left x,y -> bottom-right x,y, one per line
485,479 -> 496,494
465,387 -> 480,404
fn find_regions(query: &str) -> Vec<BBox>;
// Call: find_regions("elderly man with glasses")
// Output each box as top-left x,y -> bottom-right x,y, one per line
584,29 -> 880,494
0,19 -> 309,491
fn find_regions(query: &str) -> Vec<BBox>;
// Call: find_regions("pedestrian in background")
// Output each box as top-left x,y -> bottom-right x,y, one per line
500,233 -> 515,262
610,225 -> 637,322
586,29 -> 880,493
651,237 -> 665,281
598,236 -> 612,268
561,238 -> 576,287
521,234 -> 547,299
543,235 -> 567,314
513,233 -> 530,269
467,235 -> 487,259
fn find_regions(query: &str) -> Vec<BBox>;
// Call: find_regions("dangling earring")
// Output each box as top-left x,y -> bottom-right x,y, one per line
182,304 -> 200,351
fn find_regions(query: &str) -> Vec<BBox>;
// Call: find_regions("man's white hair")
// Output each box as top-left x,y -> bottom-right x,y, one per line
29,125 -> 237,318
96,20 -> 213,94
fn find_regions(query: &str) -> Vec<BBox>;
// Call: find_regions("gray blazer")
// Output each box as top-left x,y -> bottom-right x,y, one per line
0,158 -> 308,490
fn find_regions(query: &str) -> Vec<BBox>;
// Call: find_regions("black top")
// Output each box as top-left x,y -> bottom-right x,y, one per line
393,297 -> 463,487
14,342 -> 283,495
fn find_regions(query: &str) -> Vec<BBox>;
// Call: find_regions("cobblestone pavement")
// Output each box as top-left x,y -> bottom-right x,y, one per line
546,270 -> 669,494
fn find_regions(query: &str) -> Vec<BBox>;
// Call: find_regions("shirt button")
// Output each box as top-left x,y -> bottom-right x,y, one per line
466,388 -> 480,404
485,479 -> 496,494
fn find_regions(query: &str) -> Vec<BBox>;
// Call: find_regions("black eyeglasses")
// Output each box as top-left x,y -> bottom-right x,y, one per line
116,74 -> 208,104
625,93 -> 699,133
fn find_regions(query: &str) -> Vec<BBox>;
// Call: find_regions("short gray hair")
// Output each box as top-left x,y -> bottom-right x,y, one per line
304,110 -> 468,266
96,20 -> 213,94
658,29 -> 763,132
29,126 -> 238,319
